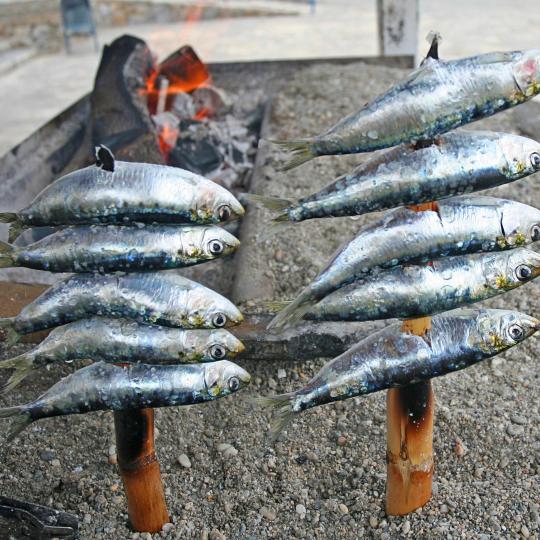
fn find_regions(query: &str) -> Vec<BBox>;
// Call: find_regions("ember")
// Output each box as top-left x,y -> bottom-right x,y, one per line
141,43 -> 259,193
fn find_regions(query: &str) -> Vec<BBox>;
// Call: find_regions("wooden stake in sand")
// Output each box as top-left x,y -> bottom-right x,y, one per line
386,201 -> 437,515
114,409 -> 170,532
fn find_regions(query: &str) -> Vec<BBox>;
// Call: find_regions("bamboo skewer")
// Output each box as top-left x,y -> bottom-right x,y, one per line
114,408 -> 170,532
386,201 -> 437,515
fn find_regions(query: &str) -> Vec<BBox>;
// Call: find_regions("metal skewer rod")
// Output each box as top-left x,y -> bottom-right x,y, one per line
113,408 -> 170,532
386,201 -> 437,515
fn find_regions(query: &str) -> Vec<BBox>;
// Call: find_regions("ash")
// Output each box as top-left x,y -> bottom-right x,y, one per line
152,84 -> 262,195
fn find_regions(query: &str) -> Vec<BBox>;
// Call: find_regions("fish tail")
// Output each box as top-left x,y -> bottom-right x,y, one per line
242,193 -> 292,214
0,405 -> 32,443
0,241 -> 15,268
0,354 -> 34,394
0,318 -> 19,347
261,300 -> 291,313
269,139 -> 316,171
267,291 -> 314,329
254,393 -> 296,441
0,214 -> 25,243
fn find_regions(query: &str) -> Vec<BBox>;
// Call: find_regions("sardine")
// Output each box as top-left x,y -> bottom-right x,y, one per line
272,248 -> 540,322
0,318 -> 245,393
0,147 -> 244,242
0,224 -> 239,273
250,131 -> 540,224
0,360 -> 251,443
269,196 -> 540,328
260,309 -> 539,438
273,45 -> 540,169
0,272 -> 243,345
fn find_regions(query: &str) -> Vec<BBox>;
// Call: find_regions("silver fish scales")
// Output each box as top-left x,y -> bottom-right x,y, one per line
269,196 -> 540,328
0,159 -> 244,241
260,309 -> 539,438
0,224 -> 239,273
0,360 -> 251,443
297,249 -> 540,321
0,272 -> 243,345
0,317 -> 246,393
274,48 -> 540,169
250,131 -> 540,223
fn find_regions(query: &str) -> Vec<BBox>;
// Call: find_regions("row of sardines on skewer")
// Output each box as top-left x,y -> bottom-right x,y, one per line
254,37 -> 540,437
0,145 -> 250,442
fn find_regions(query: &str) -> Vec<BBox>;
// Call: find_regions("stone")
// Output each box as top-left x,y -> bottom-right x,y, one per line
260,506 -> 277,521
209,529 -> 225,540
507,424 -> 525,437
338,503 -> 348,514
296,503 -> 307,516
402,521 -> 411,534
177,454 -> 192,468
369,516 -> 378,528
277,368 -> 287,379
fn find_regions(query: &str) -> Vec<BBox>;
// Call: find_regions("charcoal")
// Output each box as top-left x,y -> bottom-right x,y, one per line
168,137 -> 222,175
170,92 -> 196,119
192,85 -> 231,118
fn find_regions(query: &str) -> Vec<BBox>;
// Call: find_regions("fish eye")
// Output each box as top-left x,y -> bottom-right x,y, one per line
210,344 -> 226,359
208,239 -> 224,255
508,324 -> 524,341
530,152 -> 540,170
531,225 -> 540,242
212,313 -> 227,327
218,205 -> 232,221
515,264 -> 532,281
228,376 -> 240,391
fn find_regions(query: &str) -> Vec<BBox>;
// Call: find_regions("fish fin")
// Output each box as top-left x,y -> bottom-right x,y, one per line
0,319 -> 20,347
261,300 -> 291,313
267,291 -> 314,329
254,393 -> 295,441
423,31 -> 441,62
0,405 -> 32,443
0,241 -> 14,268
269,139 -> 316,171
95,144 -> 115,172
0,214 -> 25,243
0,355 -> 33,394
242,193 -> 293,214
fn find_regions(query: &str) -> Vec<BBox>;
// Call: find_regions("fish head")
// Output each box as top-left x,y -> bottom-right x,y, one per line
499,134 -> 540,179
197,182 -> 245,223
186,287 -> 244,328
499,200 -> 540,247
485,248 -> 540,290
205,329 -> 245,360
476,309 -> 539,354
512,50 -> 540,98
204,360 -> 251,398
185,226 -> 240,261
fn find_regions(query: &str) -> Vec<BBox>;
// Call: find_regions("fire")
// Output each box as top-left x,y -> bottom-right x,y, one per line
145,45 -> 212,115
144,45 -> 213,160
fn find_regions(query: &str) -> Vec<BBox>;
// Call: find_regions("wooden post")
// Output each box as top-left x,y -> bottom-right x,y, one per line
386,201 -> 436,515
377,0 -> 419,62
114,408 -> 170,532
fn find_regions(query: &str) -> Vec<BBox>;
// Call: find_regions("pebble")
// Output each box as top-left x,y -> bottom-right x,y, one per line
39,450 -> 55,462
177,454 -> 191,468
274,249 -> 284,261
277,368 -> 287,379
338,503 -> 348,514
268,377 -> 277,389
454,438 -> 467,457
209,530 -> 225,540
510,413 -> 527,425
337,435 -> 347,447
162,523 -> 174,533
296,503 -> 307,517
108,454 -> 117,465
51,459 -> 61,468
369,516 -> 378,528
507,424 -> 525,437
217,443 -> 238,459
521,525 -> 530,538
402,521 -> 411,534
260,506 -> 277,521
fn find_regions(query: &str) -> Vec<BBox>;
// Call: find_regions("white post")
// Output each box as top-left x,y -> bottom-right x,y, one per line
377,0 -> 419,62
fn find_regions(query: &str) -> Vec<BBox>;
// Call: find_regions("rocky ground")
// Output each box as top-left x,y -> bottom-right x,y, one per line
1,61 -> 540,539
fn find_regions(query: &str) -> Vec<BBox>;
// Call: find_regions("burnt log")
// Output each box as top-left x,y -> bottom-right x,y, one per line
91,34 -> 164,164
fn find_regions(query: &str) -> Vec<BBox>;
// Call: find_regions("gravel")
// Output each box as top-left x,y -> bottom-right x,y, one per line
0,61 -> 539,539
